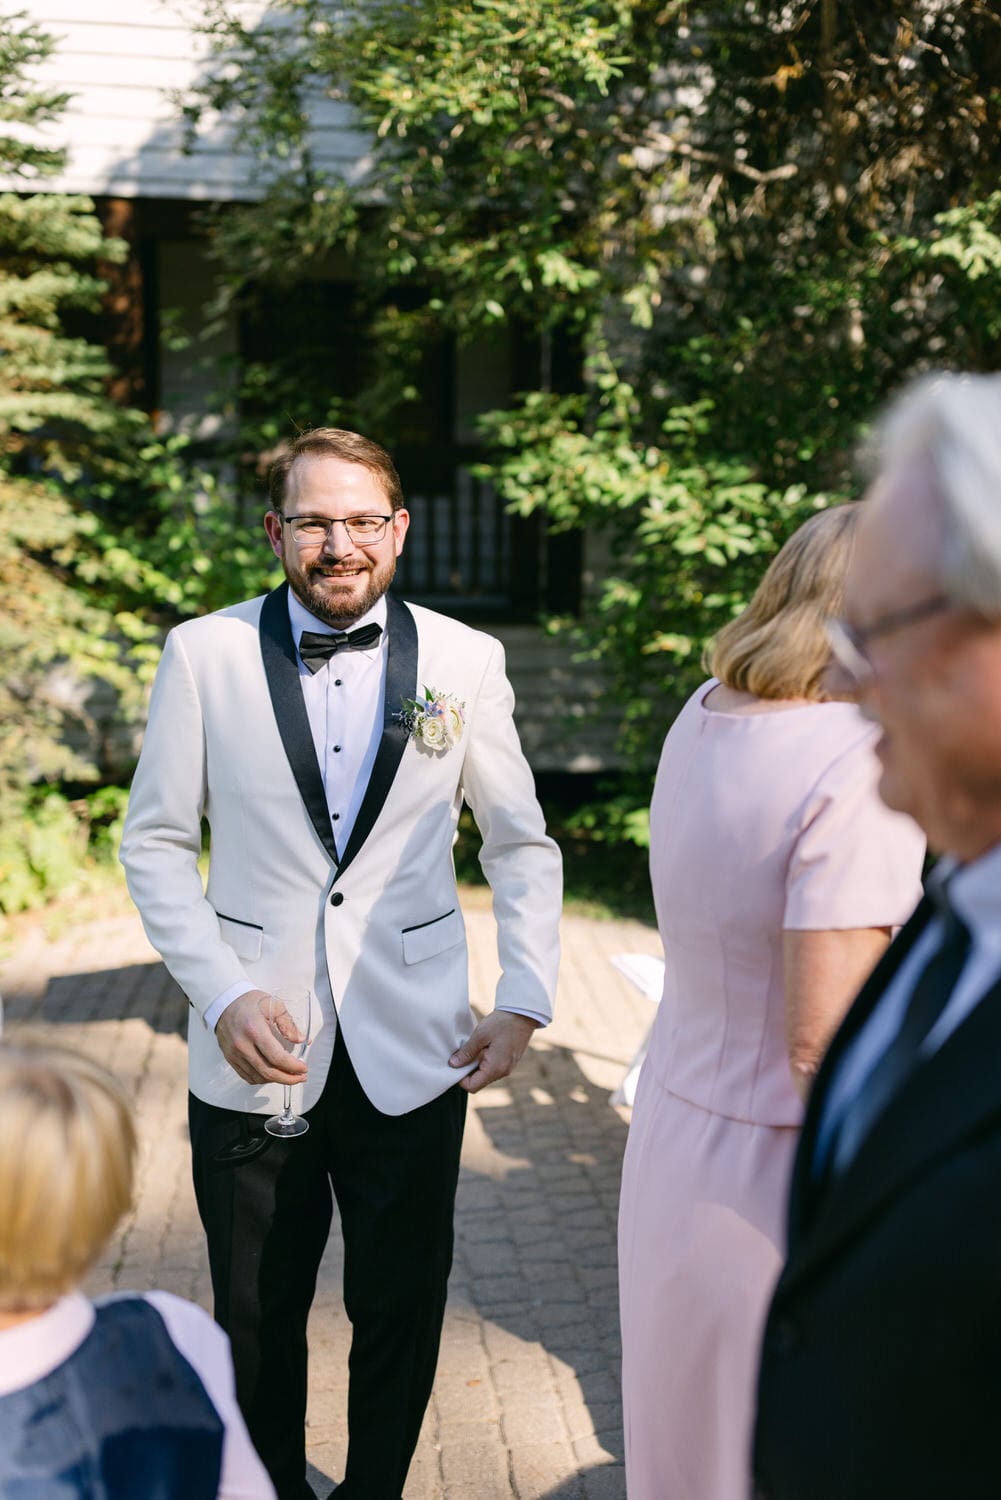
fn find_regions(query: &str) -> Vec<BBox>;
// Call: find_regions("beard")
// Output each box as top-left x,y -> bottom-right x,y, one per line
285,552 -> 397,629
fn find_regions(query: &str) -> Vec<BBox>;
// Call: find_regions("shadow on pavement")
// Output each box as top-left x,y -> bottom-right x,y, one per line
451,1034 -> 629,1487
5,959 -> 189,1037
4,960 -> 631,1498
537,1470 -> 625,1500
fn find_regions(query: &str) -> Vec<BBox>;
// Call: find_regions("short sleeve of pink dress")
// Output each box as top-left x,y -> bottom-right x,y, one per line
783,725 -> 925,930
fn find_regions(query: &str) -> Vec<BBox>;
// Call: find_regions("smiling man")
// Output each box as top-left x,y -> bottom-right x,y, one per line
266,453 -> 406,629
120,428 -> 562,1500
754,373 -> 1001,1500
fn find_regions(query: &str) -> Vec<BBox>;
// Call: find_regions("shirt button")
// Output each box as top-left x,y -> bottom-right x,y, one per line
334,679 -> 342,686
330,891 -> 344,907
332,813 -> 340,821
333,745 -> 342,753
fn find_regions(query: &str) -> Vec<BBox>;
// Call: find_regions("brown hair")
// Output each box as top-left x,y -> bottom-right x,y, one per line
708,504 -> 859,701
0,1043 -> 136,1310
267,428 -> 405,513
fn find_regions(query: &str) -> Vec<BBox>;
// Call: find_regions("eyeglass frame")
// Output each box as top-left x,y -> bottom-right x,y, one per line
275,511 -> 396,547
825,592 -> 952,684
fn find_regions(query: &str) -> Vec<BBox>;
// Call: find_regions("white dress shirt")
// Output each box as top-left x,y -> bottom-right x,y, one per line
288,589 -> 389,853
0,1291 -> 275,1498
817,840 -> 1001,1173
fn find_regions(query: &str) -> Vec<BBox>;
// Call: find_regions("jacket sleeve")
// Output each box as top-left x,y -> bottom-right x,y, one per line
459,638 -> 563,1023
119,628 -> 252,1020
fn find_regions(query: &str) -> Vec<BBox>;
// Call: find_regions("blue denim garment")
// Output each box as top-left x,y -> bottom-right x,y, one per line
0,1296 -> 224,1497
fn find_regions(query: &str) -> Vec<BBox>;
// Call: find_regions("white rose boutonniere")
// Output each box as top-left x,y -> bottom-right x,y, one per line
400,687 -> 466,754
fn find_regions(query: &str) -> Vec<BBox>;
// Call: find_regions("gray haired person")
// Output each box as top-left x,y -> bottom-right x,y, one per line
754,371 -> 1001,1500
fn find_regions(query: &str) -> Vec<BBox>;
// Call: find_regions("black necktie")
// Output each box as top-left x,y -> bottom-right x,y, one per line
828,902 -> 972,1172
298,623 -> 383,674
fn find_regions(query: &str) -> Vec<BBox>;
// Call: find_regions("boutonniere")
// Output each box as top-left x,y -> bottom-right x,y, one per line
400,687 -> 466,753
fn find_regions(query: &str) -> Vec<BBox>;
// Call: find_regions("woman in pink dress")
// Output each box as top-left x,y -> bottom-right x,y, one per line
618,505 -> 926,1499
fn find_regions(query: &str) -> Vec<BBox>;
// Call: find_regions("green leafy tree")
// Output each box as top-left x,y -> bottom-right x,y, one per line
0,12 -> 277,912
180,0 -> 1001,823
0,14 -> 135,907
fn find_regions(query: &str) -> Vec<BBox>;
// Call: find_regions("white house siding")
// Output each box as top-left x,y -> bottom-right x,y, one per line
493,625 -> 619,774
5,0 -> 370,200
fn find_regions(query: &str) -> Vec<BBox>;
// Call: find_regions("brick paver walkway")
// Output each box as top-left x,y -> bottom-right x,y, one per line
0,885 -> 660,1499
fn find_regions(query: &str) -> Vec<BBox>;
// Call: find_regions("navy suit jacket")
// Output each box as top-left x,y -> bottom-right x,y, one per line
754,897 -> 1001,1499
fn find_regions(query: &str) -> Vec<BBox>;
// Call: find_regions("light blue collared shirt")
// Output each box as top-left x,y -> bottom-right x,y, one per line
816,841 -> 1001,1173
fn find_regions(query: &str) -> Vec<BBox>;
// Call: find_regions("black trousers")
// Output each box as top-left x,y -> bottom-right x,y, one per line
188,1029 -> 467,1500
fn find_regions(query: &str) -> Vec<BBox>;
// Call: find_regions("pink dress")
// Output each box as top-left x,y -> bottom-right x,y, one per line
618,682 -> 925,1500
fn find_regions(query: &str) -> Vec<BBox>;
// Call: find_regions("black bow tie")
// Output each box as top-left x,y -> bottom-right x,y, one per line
298,623 -> 383,673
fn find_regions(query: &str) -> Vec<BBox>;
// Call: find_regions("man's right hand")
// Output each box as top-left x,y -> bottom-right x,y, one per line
214,990 -> 310,1087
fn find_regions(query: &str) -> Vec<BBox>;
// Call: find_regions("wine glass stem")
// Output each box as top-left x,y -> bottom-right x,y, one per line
282,1084 -> 293,1121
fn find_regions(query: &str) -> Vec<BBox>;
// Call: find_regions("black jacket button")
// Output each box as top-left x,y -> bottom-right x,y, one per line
330,891 -> 344,907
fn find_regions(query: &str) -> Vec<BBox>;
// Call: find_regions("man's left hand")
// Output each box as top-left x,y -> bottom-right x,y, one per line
449,1011 -> 539,1094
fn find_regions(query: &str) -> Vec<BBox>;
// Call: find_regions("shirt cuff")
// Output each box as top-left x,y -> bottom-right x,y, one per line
203,980 -> 257,1033
496,1005 -> 549,1028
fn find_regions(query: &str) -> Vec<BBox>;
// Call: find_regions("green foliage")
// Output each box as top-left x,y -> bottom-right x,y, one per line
0,435 -> 275,914
178,0 -> 1001,827
480,379 -> 814,757
180,0 -> 665,441
0,12 -> 279,913
0,784 -> 129,914
891,194 -> 1001,358
83,432 -> 279,620
0,12 -> 70,180
81,784 -> 130,861
562,790 -> 651,852
452,796 -> 655,921
0,14 -> 147,912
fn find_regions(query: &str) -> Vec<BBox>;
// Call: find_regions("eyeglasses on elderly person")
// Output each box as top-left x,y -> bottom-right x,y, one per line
825,593 -> 951,685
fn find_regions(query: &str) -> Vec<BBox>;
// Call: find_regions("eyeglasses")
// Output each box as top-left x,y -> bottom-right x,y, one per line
825,593 -> 951,685
278,513 -> 394,546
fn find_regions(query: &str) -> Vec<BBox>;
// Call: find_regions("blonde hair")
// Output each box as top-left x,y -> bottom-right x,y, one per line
0,1043 -> 136,1311
708,505 -> 859,700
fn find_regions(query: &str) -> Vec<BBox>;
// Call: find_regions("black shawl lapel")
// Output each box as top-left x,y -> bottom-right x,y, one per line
259,582 -> 339,864
783,969 -> 1001,1297
788,896 -> 935,1253
335,591 -> 419,879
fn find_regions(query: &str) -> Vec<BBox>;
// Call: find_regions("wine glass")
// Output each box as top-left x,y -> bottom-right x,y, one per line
264,989 -> 313,1138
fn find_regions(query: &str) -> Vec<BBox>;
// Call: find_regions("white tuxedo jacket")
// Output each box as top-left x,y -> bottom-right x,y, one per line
120,586 -> 562,1116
